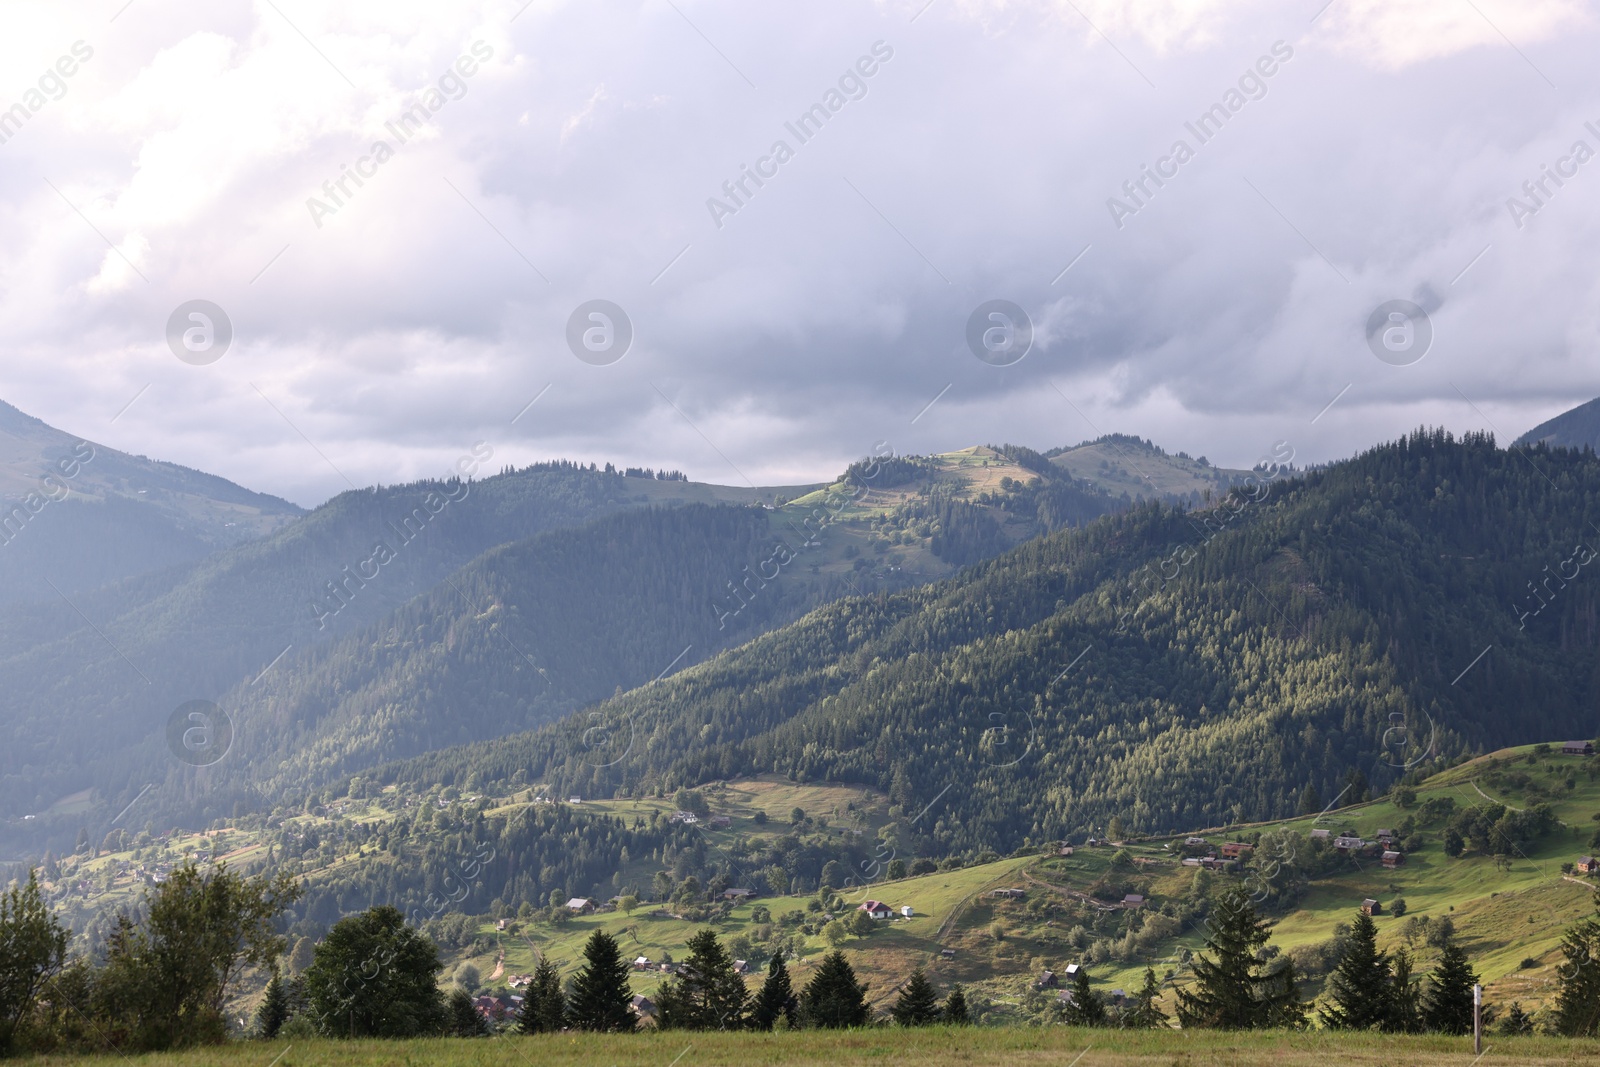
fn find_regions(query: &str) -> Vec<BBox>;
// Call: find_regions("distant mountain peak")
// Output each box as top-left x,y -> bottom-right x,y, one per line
1513,396 -> 1600,451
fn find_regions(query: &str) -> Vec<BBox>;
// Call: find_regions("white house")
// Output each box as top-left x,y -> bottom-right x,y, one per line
858,900 -> 892,920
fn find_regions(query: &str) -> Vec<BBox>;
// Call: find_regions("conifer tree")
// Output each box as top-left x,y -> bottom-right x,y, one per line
1175,886 -> 1300,1029
1387,948 -> 1422,1033
565,930 -> 634,1032
1059,966 -> 1105,1026
942,985 -> 971,1025
446,987 -> 489,1036
1421,940 -> 1478,1035
656,929 -> 748,1030
890,968 -> 940,1026
1498,1001 -> 1534,1036
1552,913 -> 1600,1036
1321,911 -> 1393,1030
800,951 -> 870,1029
255,973 -> 290,1039
1123,966 -> 1170,1029
749,953 -> 798,1031
516,955 -> 566,1034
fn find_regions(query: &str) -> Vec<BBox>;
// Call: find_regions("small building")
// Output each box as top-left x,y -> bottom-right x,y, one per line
473,995 -> 512,1021
708,815 -> 732,829
940,948 -> 956,959
990,888 -> 1026,900
1035,969 -> 1058,989
670,810 -> 699,824
1123,894 -> 1145,908
1361,898 -> 1382,916
722,887 -> 754,901
631,994 -> 657,1018
1108,988 -> 1126,1006
567,796 -> 582,804
1309,828 -> 1331,840
565,897 -> 594,913
1564,741 -> 1595,756
1220,842 -> 1253,860
1576,856 -> 1600,875
1058,845 -> 1075,856
1181,857 -> 1201,867
859,900 -> 892,920
1333,835 -> 1365,852
1184,836 -> 1208,846
633,956 -> 653,970
900,904 -> 915,918
1063,963 -> 1081,978
1382,850 -> 1405,868
733,959 -> 750,974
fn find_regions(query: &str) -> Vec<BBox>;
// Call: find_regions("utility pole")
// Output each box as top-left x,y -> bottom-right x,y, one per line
1473,983 -> 1482,1055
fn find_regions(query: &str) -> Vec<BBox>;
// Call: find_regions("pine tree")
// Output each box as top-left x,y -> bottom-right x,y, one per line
1420,940 -> 1478,1035
1321,911 -> 1393,1030
942,985 -> 971,1025
1552,914 -> 1600,1036
1498,1000 -> 1533,1035
565,930 -> 634,1032
1386,948 -> 1422,1033
890,968 -> 940,1026
656,929 -> 748,1030
446,987 -> 489,1036
749,953 -> 798,1031
1298,784 -> 1323,815
1059,966 -> 1105,1026
516,955 -> 566,1034
255,972 -> 290,1038
1175,886 -> 1299,1029
1123,966 -> 1169,1029
800,951 -> 870,1029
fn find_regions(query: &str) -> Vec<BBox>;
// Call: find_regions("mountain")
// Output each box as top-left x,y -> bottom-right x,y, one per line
378,430 -> 1600,853
1045,433 -> 1255,503
0,439 -> 1151,853
0,461 -> 823,853
1513,395 -> 1600,452
0,399 -> 303,605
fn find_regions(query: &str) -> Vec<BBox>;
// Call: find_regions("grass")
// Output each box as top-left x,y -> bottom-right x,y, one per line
15,1028 -> 1600,1067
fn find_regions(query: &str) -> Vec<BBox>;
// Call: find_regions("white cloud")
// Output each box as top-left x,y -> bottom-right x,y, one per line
0,0 -> 1595,506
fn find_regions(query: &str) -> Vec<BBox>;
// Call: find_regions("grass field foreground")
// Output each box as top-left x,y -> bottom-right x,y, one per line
16,1029 -> 1600,1067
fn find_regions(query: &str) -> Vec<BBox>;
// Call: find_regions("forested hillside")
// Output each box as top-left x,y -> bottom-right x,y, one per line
0,462 -> 813,854
381,431 -> 1600,852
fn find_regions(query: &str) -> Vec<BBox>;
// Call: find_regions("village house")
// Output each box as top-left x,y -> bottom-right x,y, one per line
1361,898 -> 1382,916
858,900 -> 892,920
1576,856 -> 1600,875
1382,850 -> 1405,868
733,960 -> 750,974
1035,970 -> 1058,989
633,956 -> 653,971
1309,828 -> 1332,840
1058,844 -> 1075,856
565,897 -> 595,914
1123,893 -> 1145,908
1564,741 -> 1595,756
1220,842 -> 1253,860
631,994 -> 657,1019
1184,836 -> 1208,846
940,948 -> 956,959
669,810 -> 699,825
1333,835 -> 1365,852
708,815 -> 732,829
990,887 -> 1026,900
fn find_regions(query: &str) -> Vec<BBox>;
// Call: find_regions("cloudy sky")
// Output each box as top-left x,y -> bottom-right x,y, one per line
1,0 -> 1597,506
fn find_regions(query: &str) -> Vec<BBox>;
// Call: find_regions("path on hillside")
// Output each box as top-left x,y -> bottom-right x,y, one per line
1021,869 -> 1128,911
1471,780 -> 1525,811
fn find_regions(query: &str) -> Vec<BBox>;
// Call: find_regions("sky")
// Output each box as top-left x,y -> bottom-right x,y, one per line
1,0 -> 1597,507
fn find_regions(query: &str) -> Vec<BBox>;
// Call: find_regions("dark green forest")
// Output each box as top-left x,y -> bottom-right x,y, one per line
380,432 -> 1600,851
